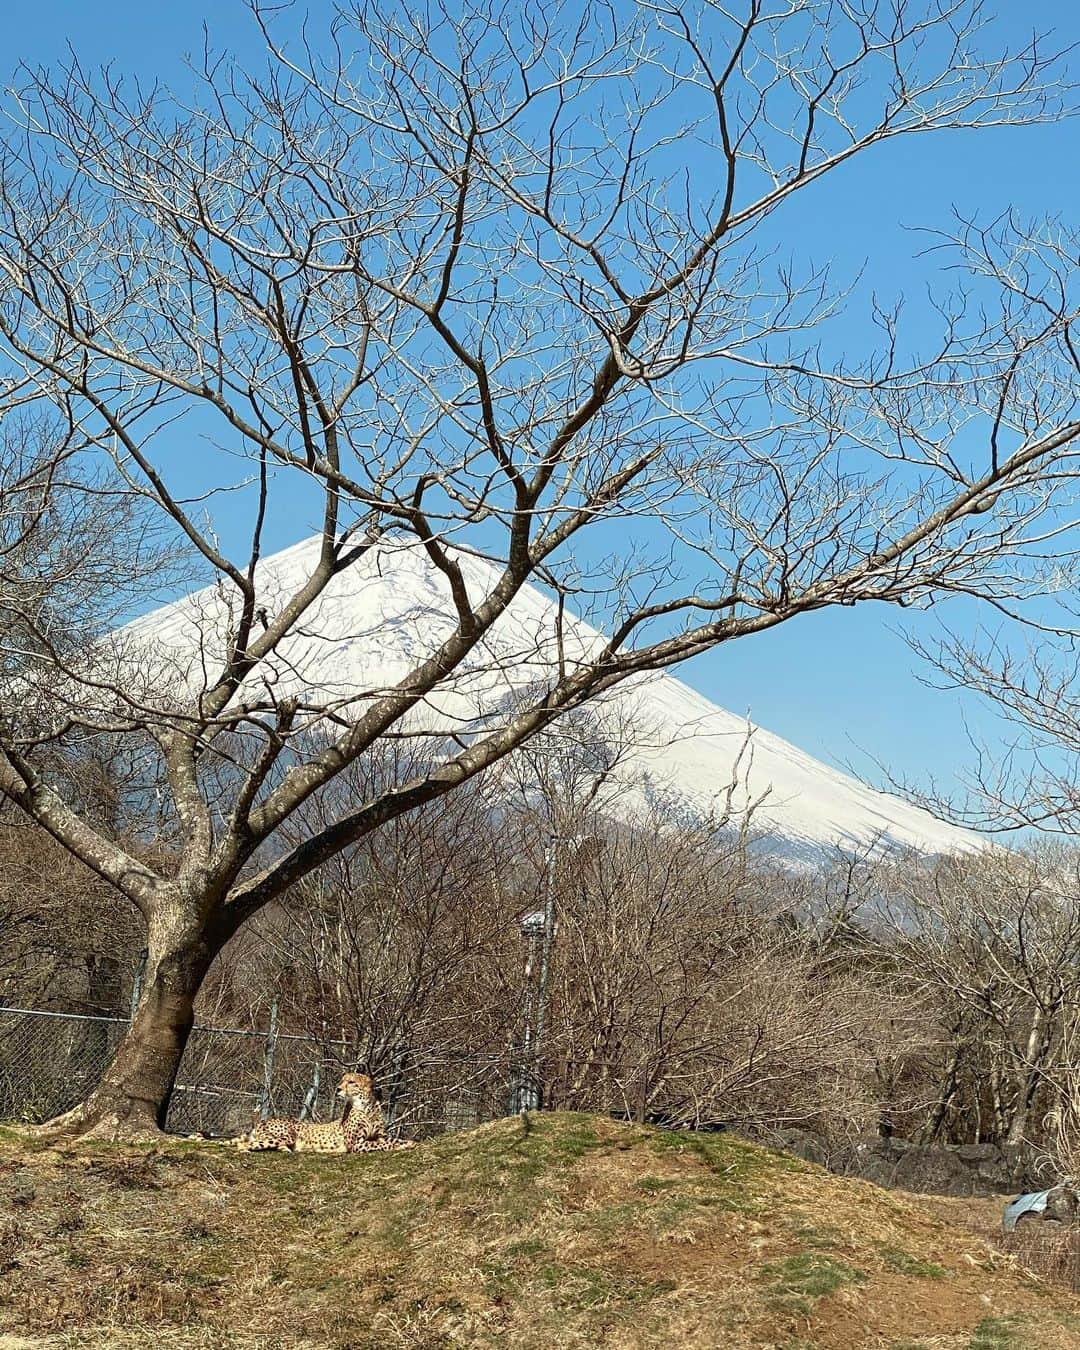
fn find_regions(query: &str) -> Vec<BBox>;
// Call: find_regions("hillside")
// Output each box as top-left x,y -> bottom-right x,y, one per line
0,1113 -> 1077,1349
115,535 -> 979,863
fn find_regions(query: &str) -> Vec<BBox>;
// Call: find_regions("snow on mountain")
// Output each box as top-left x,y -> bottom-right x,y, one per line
122,534 -> 981,863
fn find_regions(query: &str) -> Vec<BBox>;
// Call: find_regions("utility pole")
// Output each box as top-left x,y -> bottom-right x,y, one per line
515,909 -> 545,1112
532,837 -> 560,1108
525,831 -> 600,1112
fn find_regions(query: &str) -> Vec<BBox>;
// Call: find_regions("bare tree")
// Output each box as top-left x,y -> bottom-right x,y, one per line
882,846 -> 1080,1146
542,820 -> 897,1133
255,755 -> 522,1070
914,624 -> 1080,836
0,1 -> 1076,1136
0,816 -> 140,1009
1040,1000 -> 1080,1183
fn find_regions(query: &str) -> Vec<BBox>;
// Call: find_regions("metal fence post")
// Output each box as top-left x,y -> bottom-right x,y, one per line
635,1075 -> 649,1125
299,1058 -> 321,1121
258,995 -> 281,1120
383,1043 -> 408,1134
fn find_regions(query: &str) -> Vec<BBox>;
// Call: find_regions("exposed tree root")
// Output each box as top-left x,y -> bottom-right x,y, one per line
35,1098 -> 168,1145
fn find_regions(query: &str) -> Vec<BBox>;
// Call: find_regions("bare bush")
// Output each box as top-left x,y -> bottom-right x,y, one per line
879,846 -> 1080,1149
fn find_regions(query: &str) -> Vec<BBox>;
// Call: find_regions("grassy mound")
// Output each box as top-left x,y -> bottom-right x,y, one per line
0,1111 -> 1078,1348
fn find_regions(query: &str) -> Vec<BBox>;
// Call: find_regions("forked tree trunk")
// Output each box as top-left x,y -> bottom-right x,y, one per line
1005,1010 -> 1052,1149
923,1036 -> 963,1143
45,903 -> 219,1139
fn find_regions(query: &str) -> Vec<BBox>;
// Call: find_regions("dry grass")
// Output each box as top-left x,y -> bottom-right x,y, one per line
931,1193 -> 1080,1308
1002,1225 -> 1080,1293
0,1113 -> 1079,1348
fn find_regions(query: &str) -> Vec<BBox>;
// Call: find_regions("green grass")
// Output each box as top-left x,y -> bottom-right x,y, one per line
504,1236 -> 549,1259
880,1246 -> 948,1280
536,1262 -> 677,1311
649,1126 -> 805,1182
793,1223 -> 843,1251
969,1314 -> 1029,1349
762,1251 -> 868,1315
635,1174 -> 682,1193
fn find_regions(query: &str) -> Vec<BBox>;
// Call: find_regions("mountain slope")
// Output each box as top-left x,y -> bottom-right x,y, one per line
121,534 -> 979,861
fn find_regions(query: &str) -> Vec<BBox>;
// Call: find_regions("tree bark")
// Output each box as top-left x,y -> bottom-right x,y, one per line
1006,1009 -> 1051,1148
44,902 -> 218,1139
923,1034 -> 964,1143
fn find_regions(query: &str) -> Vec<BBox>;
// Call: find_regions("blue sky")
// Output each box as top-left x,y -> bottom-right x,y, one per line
5,1 -> 1079,818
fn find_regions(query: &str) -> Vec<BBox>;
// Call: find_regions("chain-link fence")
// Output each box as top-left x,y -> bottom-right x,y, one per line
0,1004 -> 528,1138
999,1220 -> 1080,1292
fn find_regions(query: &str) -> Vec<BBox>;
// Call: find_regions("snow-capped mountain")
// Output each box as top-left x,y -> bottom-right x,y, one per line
121,534 -> 980,863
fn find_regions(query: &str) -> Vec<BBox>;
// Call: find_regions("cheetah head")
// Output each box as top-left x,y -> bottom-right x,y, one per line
337,1071 -> 376,1104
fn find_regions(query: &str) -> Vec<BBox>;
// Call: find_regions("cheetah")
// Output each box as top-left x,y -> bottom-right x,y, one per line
237,1071 -> 415,1154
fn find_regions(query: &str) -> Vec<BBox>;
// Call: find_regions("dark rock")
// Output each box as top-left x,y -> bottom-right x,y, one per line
1043,1183 -> 1080,1222
755,1126 -> 1058,1197
954,1144 -> 999,1164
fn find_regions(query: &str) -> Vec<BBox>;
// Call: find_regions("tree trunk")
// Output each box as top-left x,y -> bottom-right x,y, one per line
1006,1010 -> 1051,1148
44,903 -> 218,1139
923,1035 -> 963,1143
989,1056 -> 1009,1142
